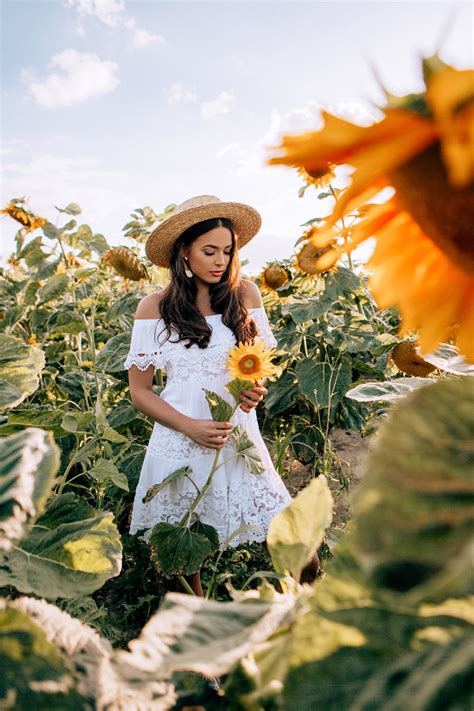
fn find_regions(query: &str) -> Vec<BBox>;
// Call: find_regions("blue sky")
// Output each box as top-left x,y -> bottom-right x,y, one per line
1,0 -> 472,273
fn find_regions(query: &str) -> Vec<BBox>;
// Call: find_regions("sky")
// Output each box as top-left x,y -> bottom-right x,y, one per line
1,0 -> 472,274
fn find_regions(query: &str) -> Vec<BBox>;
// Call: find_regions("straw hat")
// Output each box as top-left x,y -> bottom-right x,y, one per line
145,195 -> 262,267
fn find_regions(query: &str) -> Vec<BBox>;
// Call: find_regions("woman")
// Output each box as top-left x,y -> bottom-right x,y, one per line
124,195 -> 292,595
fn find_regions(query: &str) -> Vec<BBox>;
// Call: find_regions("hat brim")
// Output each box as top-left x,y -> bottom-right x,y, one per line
145,201 -> 262,267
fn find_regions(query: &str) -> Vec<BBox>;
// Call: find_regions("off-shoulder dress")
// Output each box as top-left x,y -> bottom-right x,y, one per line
123,306 -> 291,548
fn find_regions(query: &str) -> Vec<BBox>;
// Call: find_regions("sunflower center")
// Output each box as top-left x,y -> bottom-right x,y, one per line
239,355 -> 260,375
388,143 -> 474,276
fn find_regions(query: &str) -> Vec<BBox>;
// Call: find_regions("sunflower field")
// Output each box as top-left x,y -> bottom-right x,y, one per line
1,55 -> 473,711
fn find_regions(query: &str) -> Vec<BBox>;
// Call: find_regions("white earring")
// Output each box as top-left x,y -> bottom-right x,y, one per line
183,257 -> 193,278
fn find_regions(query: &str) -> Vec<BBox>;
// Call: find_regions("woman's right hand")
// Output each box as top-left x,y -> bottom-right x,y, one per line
181,418 -> 234,449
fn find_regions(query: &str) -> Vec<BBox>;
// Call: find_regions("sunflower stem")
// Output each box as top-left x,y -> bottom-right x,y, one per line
178,404 -> 240,527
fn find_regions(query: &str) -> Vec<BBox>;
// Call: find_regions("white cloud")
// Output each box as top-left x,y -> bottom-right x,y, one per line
200,91 -> 236,119
167,83 -> 198,105
65,0 -> 165,47
21,49 -> 119,108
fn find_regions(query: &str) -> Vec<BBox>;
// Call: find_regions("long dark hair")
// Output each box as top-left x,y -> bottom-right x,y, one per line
157,217 -> 257,348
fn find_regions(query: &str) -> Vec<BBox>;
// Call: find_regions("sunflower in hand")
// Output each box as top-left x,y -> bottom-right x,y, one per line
226,340 -> 282,413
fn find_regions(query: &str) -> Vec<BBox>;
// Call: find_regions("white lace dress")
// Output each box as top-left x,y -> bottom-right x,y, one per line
123,306 -> 291,548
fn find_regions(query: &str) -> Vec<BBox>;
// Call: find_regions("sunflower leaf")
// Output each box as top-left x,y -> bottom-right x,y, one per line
142,467 -> 192,503
225,378 -> 255,405
230,425 -> 266,475
203,389 -> 233,422
149,522 -> 218,577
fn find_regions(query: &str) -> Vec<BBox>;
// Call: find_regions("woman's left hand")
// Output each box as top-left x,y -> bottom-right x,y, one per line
239,382 -> 267,412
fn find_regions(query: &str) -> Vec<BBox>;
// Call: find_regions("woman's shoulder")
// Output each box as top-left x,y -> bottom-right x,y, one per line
134,290 -> 165,320
238,278 -> 263,310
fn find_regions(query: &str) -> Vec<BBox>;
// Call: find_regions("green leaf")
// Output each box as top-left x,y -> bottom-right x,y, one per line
225,378 -> 255,405
295,358 -> 352,408
0,335 -> 45,410
352,631 -> 474,711
142,467 -> 192,503
61,413 -> 80,432
203,389 -> 233,422
149,522 -> 218,576
5,408 -> 66,438
283,297 -> 334,324
88,459 -> 129,491
326,267 -> 361,295
0,493 -> 122,599
48,310 -> 85,335
346,378 -> 432,402
96,333 -> 131,373
0,605 -> 85,710
230,425 -> 266,475
351,377 -> 474,599
0,428 -> 60,551
300,217 -> 323,227
102,427 -> 128,443
265,371 -> 299,417
62,202 -> 82,215
267,477 -> 333,580
37,274 -> 69,305
190,520 -> 220,551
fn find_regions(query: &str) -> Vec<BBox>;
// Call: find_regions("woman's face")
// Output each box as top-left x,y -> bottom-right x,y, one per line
183,226 -> 234,284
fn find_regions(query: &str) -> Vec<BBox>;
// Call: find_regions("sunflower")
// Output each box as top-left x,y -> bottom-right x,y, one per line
102,247 -> 148,281
295,239 -> 335,275
391,340 -> 436,377
227,340 -> 281,382
260,262 -> 290,290
0,201 -> 47,232
297,164 -> 336,189
267,56 -> 474,360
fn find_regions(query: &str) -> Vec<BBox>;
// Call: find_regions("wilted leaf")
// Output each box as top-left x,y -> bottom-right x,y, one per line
0,605 -> 85,710
346,378 -> 433,402
0,428 -> 60,551
267,477 -> 333,580
230,425 -> 266,475
422,343 -> 474,376
8,595 -> 176,710
143,467 -> 191,503
116,591 -> 295,679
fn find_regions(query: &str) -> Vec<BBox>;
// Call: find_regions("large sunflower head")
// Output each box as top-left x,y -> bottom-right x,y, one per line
227,340 -> 281,382
295,239 -> 336,275
391,340 -> 437,377
260,262 -> 290,291
297,164 -> 336,189
267,56 -> 474,361
102,247 -> 148,281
